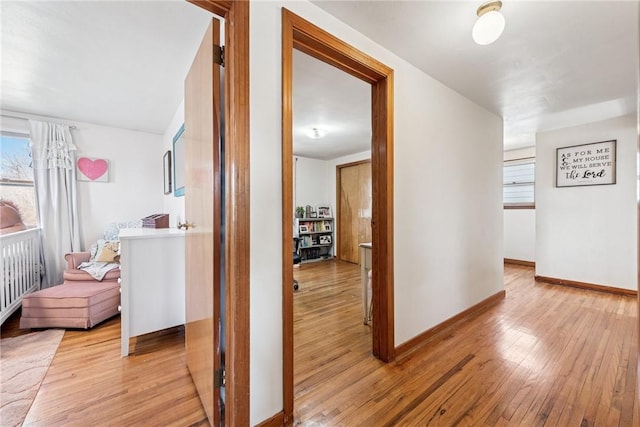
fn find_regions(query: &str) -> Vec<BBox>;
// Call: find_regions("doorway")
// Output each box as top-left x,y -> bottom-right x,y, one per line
184,1 -> 249,425
281,8 -> 395,422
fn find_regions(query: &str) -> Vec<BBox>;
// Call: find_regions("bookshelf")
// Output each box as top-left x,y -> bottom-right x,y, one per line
295,217 -> 334,263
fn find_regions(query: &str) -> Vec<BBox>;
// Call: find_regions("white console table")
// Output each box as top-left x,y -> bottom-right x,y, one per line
119,228 -> 185,357
359,242 -> 372,325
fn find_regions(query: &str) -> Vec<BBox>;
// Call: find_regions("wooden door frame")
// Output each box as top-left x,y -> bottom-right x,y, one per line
187,1 -> 249,425
336,159 -> 372,262
281,8 -> 395,423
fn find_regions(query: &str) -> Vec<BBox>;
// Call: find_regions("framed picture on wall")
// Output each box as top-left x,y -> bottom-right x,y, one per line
173,124 -> 185,197
77,157 -> 109,182
163,150 -> 172,195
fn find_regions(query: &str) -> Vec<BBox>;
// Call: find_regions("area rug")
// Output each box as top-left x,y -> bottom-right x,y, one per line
1,329 -> 64,427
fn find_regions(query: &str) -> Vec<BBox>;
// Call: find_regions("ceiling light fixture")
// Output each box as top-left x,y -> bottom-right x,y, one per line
306,127 -> 328,139
472,1 -> 505,45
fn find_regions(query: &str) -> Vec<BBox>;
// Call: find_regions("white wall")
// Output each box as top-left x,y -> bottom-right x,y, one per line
73,123 -> 163,247
504,209 -> 535,261
1,111 -> 163,249
503,147 -> 536,262
294,156 -> 329,209
536,114 -> 637,290
249,2 -> 504,423
162,100 -> 186,226
504,147 -> 535,161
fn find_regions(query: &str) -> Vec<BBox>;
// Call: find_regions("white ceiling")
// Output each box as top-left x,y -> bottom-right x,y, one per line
1,1 -> 212,134
1,1 -> 638,159
293,50 -> 371,160
312,0 -> 639,151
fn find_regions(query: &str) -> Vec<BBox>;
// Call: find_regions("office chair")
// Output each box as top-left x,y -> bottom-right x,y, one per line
293,237 -> 301,291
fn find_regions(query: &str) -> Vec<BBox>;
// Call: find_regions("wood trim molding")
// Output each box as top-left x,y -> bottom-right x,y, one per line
504,258 -> 535,267
282,7 -> 395,424
395,290 -> 506,358
255,411 -> 285,427
535,276 -> 638,297
371,70 -> 395,362
188,1 -> 250,425
222,2 -> 251,425
281,8 -> 295,423
337,159 -> 371,169
188,0 -> 232,17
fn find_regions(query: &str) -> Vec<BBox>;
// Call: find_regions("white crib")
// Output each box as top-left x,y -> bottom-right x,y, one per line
1,228 -> 41,325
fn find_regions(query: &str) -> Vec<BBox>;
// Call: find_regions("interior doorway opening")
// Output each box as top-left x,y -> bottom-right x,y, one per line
290,48 -> 374,419
281,8 -> 395,422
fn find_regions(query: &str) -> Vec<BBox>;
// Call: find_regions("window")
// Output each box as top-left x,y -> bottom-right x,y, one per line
503,157 -> 535,208
0,132 -> 37,226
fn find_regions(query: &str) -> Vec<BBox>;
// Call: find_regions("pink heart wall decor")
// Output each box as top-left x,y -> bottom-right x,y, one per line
77,157 -> 109,181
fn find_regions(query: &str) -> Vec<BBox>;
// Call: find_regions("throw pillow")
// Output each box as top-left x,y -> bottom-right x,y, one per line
94,240 -> 120,263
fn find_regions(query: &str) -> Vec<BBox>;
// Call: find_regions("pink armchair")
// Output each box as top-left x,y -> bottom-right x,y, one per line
19,252 -> 121,330
63,251 -> 120,284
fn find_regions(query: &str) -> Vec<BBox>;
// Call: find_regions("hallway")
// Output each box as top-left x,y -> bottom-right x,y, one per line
293,261 -> 639,425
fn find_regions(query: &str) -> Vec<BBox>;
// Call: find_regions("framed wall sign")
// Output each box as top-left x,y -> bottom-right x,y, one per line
556,140 -> 616,187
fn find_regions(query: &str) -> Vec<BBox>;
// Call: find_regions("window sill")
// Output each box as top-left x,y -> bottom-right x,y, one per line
504,204 -> 535,210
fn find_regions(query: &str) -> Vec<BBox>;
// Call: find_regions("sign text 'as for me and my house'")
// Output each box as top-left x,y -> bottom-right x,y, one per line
556,140 -> 616,187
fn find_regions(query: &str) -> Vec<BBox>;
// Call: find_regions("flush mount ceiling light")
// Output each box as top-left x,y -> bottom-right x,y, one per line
306,127 -> 328,139
472,1 -> 505,45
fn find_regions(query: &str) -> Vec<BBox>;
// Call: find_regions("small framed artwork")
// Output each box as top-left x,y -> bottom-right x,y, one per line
323,222 -> 332,232
317,205 -> 332,218
163,150 -> 172,195
319,235 -> 332,245
299,225 -> 309,233
173,124 -> 185,197
556,140 -> 616,187
77,157 -> 109,182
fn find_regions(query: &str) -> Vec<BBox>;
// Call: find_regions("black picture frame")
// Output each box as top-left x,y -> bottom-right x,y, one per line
163,150 -> 172,195
173,124 -> 185,197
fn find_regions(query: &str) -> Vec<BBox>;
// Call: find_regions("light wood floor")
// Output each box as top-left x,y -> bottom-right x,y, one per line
293,261 -> 639,426
1,311 -> 208,426
1,262 -> 638,426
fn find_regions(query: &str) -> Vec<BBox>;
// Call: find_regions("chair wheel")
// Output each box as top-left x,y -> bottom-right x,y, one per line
293,283 -> 299,291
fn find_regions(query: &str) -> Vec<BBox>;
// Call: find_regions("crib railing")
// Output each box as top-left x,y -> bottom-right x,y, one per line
1,228 -> 41,325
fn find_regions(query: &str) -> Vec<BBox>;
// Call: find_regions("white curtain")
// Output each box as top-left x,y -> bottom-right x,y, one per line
29,120 -> 82,288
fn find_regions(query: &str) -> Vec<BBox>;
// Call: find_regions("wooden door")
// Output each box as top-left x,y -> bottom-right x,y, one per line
185,18 -> 223,426
337,160 -> 372,264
